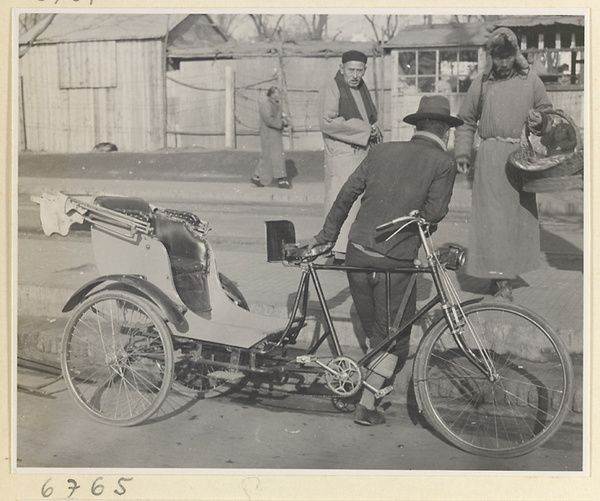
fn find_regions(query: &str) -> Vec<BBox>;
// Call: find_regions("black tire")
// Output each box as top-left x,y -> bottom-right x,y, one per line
61,290 -> 174,426
218,273 -> 249,310
413,302 -> 573,457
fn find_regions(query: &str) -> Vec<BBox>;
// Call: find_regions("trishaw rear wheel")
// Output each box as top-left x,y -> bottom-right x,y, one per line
61,290 -> 174,426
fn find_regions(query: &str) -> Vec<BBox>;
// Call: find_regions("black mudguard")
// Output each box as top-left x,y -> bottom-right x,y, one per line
62,274 -> 189,333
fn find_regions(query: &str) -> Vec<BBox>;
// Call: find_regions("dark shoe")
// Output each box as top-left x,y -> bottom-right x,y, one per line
491,280 -> 513,302
354,404 -> 386,426
250,176 -> 264,187
277,178 -> 291,189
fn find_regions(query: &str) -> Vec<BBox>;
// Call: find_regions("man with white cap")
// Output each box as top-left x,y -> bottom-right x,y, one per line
318,50 -> 382,263
310,95 -> 462,425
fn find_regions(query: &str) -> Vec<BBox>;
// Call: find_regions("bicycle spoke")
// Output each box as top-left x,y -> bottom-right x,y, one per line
62,292 -> 174,426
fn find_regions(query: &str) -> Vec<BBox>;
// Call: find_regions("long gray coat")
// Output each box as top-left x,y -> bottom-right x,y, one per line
254,97 -> 286,185
455,69 -> 551,279
318,77 -> 375,254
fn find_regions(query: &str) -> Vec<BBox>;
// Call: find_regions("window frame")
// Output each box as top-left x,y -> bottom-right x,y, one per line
395,46 -> 481,94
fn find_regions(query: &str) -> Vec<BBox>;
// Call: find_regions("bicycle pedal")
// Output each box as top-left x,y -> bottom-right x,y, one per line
296,355 -> 317,364
374,385 -> 393,399
207,371 -> 244,381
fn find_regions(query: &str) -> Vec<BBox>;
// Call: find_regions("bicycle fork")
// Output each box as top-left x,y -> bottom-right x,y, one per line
420,225 -> 499,382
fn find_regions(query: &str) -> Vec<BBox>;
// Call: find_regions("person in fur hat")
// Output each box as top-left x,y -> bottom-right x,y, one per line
454,27 -> 553,301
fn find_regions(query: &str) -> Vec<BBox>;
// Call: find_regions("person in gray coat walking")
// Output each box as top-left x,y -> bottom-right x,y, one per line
251,86 -> 291,189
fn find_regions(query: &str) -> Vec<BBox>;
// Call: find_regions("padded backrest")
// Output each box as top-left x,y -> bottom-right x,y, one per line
94,195 -> 151,214
153,215 -> 209,273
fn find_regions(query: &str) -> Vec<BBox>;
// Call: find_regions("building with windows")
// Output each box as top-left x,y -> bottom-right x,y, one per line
385,16 -> 585,142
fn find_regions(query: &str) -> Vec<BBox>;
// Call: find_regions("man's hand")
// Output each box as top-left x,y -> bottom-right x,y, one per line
294,237 -> 334,258
456,156 -> 471,174
296,237 -> 319,252
369,124 -> 383,145
526,109 -> 551,136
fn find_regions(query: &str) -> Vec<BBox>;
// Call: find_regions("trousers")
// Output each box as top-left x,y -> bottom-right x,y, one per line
345,242 -> 416,366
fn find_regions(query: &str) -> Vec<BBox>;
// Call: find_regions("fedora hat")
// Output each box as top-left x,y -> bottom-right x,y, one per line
403,95 -> 463,128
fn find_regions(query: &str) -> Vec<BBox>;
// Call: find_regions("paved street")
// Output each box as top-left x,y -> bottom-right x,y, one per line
16,363 -> 584,471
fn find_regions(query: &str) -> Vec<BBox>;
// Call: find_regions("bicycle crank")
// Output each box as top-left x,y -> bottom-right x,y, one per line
323,356 -> 362,397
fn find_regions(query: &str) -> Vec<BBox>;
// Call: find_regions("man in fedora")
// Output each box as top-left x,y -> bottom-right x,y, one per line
318,50 -> 382,263
309,95 -> 463,426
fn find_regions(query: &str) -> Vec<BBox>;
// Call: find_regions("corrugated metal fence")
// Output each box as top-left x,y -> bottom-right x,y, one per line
19,40 -> 166,153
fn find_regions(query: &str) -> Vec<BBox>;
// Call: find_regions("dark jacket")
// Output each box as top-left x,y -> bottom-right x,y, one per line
315,134 -> 457,260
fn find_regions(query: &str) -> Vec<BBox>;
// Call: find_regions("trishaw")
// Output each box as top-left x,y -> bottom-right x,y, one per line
32,192 -> 573,458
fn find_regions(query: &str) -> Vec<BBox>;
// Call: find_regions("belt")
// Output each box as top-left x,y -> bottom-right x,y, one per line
482,136 -> 520,144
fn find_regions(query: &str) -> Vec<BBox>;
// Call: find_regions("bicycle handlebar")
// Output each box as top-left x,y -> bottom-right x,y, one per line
376,211 -> 429,243
375,210 -> 425,232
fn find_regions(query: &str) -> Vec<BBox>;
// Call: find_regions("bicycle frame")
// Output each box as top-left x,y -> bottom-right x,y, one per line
275,256 -> 483,373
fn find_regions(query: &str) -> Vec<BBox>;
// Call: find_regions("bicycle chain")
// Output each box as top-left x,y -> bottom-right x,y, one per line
247,372 -> 357,401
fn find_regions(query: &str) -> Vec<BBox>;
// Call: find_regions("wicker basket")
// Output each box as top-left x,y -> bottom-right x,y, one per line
508,110 -> 583,193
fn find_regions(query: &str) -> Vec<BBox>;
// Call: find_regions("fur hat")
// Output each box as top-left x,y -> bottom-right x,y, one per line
487,28 -> 519,58
483,27 -> 530,75
403,95 -> 463,128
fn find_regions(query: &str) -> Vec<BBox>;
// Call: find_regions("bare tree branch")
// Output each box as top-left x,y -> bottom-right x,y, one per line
364,15 -> 401,43
19,14 -> 56,58
364,15 -> 382,44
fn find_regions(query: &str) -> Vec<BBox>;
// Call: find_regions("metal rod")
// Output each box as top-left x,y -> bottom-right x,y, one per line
309,265 -> 343,357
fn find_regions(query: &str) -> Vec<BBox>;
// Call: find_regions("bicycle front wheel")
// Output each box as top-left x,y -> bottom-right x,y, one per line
413,302 -> 573,457
62,290 -> 175,426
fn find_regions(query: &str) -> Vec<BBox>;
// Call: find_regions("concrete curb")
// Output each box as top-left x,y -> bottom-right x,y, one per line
18,176 -> 583,216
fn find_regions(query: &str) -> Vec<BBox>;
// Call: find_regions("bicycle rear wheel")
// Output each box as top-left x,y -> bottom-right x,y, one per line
62,290 -> 174,426
413,302 -> 573,457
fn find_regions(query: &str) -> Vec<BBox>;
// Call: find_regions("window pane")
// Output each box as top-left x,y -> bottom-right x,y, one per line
458,50 -> 478,76
399,76 -> 417,93
459,50 -> 478,62
440,50 -> 458,61
398,52 -> 416,76
439,50 -> 457,76
418,51 -> 436,76
418,76 -> 436,93
437,78 -> 456,93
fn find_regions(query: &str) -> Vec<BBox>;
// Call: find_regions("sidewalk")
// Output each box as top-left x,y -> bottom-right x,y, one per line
18,174 -> 585,217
